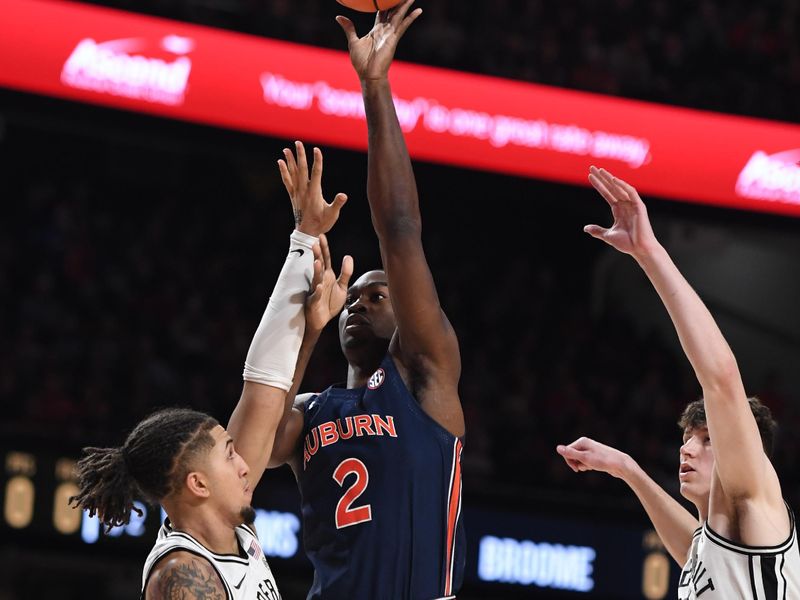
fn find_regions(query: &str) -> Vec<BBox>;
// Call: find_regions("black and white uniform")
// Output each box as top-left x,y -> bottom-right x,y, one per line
678,507 -> 799,599
141,520 -> 280,600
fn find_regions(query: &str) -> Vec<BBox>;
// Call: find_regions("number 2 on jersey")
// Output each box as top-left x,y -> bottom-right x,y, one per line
333,458 -> 372,529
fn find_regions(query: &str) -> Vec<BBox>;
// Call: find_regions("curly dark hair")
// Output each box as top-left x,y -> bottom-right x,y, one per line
678,396 -> 778,458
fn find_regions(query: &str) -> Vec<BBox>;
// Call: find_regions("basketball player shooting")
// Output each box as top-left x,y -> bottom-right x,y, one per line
557,167 -> 798,598
265,1 -> 467,598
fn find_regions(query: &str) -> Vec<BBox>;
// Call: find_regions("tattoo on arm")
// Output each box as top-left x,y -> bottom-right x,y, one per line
293,208 -> 303,227
155,558 -> 226,600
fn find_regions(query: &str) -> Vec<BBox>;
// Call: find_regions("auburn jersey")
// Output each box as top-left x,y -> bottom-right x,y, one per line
298,354 -> 465,600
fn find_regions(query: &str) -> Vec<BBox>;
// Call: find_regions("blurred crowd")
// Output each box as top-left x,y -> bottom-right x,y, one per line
81,0 -> 800,122
2,0 -> 799,515
1,127 -> 798,513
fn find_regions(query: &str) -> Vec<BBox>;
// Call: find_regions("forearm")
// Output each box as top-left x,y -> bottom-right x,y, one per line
242,230 -> 317,389
264,327 -> 322,469
622,457 -> 698,566
284,327 -> 321,419
229,231 -> 316,485
635,244 -> 738,390
361,78 -> 421,235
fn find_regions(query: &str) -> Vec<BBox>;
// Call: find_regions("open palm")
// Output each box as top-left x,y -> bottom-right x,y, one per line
306,234 -> 353,332
278,142 -> 347,237
584,166 -> 657,257
336,0 -> 422,81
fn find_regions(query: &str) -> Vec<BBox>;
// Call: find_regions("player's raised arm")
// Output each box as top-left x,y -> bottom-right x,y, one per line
268,143 -> 353,469
557,437 -> 698,566
584,167 -> 783,511
227,143 -> 349,487
337,0 -> 463,437
269,232 -> 353,469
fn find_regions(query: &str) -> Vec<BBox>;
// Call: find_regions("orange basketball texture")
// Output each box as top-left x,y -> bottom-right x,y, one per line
336,0 -> 406,12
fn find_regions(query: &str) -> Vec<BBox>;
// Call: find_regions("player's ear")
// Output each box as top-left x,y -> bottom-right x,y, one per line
185,471 -> 211,498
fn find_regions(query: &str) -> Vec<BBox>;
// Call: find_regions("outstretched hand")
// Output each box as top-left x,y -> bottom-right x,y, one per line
556,437 -> 631,480
336,0 -> 422,81
279,141 -> 348,237
584,166 -> 659,258
307,234 -> 353,333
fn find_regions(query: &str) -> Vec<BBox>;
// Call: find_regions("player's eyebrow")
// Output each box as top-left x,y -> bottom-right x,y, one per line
347,281 -> 389,294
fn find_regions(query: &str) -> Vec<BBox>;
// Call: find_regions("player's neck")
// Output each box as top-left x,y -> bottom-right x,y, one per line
347,363 -> 376,388
167,505 -> 240,555
345,349 -> 385,388
695,499 -> 709,524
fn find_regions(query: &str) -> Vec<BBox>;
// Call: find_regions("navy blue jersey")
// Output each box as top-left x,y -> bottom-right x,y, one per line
298,354 -> 465,600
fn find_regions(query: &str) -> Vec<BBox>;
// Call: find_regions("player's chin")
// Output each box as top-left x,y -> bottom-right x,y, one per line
240,505 -> 256,526
342,327 -> 373,346
678,482 -> 701,502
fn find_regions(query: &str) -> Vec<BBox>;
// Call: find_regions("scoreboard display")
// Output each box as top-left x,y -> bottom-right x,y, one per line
2,447 -> 678,598
1,447 -> 305,557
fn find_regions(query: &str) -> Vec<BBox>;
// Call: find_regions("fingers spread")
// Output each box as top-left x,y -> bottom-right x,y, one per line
295,141 -> 309,182
398,7 -> 423,36
278,160 -> 293,196
332,193 -> 348,211
597,167 -> 632,202
588,172 -> 619,207
311,257 -> 323,290
392,0 -> 416,24
610,174 -> 642,203
309,282 -> 324,303
319,233 -> 332,271
591,166 -> 617,191
311,147 -> 323,189
583,224 -> 608,240
311,243 -> 323,285
283,148 -> 297,180
338,255 -> 354,288
335,16 -> 358,45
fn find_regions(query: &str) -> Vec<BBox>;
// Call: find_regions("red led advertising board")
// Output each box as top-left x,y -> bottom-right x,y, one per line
1,0 -> 799,216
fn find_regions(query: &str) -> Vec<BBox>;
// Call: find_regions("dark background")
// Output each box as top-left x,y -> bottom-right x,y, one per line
1,1 -> 799,598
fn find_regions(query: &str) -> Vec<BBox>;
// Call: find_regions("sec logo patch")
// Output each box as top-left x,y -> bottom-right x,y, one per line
367,368 -> 385,390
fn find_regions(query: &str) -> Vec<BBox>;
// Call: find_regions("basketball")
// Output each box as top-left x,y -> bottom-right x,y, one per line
336,0 -> 406,12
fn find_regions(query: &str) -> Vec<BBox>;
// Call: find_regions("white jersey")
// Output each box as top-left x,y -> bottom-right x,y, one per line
141,520 -> 280,600
678,507 -> 799,599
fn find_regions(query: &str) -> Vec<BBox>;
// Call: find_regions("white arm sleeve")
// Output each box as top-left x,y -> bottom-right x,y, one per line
242,230 -> 317,391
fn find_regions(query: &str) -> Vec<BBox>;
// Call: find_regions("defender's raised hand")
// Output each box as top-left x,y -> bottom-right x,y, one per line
584,166 -> 659,258
306,234 -> 353,332
336,0 -> 422,81
278,142 -> 348,237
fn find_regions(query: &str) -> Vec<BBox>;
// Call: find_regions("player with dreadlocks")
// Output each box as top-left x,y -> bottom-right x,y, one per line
69,148 -> 351,599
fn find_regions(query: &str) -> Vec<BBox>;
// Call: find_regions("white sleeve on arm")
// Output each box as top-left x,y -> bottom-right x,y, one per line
242,230 -> 317,391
